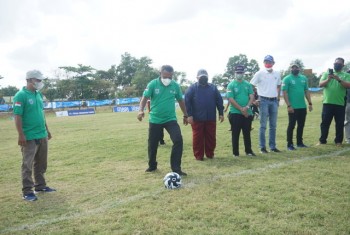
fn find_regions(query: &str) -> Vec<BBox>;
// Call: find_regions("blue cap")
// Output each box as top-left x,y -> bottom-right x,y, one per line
235,65 -> 245,73
264,55 -> 274,62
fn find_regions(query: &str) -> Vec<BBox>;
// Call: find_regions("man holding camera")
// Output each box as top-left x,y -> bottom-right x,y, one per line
318,58 -> 350,146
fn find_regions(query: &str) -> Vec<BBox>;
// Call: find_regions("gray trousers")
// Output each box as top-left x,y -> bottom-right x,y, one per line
345,102 -> 350,143
21,138 -> 48,194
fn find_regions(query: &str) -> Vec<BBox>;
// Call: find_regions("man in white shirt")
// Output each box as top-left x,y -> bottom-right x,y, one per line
250,55 -> 282,154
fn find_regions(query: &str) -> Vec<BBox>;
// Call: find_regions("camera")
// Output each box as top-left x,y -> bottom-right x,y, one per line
328,68 -> 334,75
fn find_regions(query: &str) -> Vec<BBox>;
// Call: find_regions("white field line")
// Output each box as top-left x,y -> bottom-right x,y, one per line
1,148 -> 349,234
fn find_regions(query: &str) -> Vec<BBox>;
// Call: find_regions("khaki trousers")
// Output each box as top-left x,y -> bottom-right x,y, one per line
21,138 -> 48,194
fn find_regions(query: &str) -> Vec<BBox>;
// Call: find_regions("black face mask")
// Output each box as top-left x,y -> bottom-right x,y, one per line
199,76 -> 208,85
291,70 -> 299,76
334,63 -> 343,72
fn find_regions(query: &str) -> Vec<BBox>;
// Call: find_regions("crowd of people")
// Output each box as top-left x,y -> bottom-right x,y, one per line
13,56 -> 350,201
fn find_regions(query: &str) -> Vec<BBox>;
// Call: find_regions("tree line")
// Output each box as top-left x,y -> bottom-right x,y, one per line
2,52 -> 345,102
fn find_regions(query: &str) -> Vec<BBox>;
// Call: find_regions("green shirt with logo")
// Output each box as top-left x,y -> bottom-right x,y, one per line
227,80 -> 253,115
282,74 -> 308,109
320,71 -> 350,105
143,78 -> 183,124
13,87 -> 48,140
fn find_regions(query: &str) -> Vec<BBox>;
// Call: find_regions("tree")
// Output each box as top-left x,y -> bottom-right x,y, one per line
0,86 -> 19,96
224,54 -> 260,82
116,52 -> 139,88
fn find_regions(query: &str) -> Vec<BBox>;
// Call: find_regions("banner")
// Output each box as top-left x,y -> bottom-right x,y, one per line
0,104 -> 11,112
113,106 -> 140,112
116,97 -> 140,105
67,108 -> 95,116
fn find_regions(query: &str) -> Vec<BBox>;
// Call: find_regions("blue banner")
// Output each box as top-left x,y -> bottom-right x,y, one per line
116,97 -> 140,105
113,106 -> 140,112
67,108 -> 95,116
0,104 -> 11,112
88,99 -> 113,106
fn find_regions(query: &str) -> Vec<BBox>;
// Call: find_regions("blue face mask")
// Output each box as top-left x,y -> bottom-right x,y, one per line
334,63 -> 343,72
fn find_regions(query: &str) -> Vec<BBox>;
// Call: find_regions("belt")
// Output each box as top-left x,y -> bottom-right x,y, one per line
260,96 -> 277,101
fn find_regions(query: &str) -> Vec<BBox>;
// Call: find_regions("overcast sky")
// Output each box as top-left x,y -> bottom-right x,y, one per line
0,0 -> 349,88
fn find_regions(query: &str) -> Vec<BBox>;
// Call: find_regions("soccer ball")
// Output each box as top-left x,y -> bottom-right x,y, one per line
163,172 -> 182,189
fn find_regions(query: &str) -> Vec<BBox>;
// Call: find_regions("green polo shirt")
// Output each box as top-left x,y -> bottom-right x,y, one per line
13,87 -> 48,140
227,80 -> 253,115
320,71 -> 350,105
143,78 -> 183,124
282,74 -> 308,109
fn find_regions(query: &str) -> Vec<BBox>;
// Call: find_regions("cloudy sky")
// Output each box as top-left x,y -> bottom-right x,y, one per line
0,0 -> 349,88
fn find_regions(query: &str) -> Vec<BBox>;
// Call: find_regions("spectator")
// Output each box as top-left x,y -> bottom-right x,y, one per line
185,69 -> 224,161
250,55 -> 282,153
318,58 -> 350,146
13,70 -> 56,202
137,65 -> 188,176
227,65 -> 256,157
282,64 -> 313,150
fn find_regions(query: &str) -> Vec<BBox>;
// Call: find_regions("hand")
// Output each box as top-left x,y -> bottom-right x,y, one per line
333,75 -> 341,82
183,116 -> 188,125
18,133 -> 26,146
253,100 -> 260,107
308,105 -> 313,112
187,116 -> 193,125
218,115 -> 224,123
137,111 -> 144,121
47,131 -> 52,140
241,107 -> 249,118
287,106 -> 294,113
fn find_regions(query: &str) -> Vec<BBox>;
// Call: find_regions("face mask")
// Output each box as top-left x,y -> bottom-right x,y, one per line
236,74 -> 244,80
33,81 -> 44,90
161,78 -> 171,86
334,63 -> 343,72
198,76 -> 208,85
291,70 -> 299,76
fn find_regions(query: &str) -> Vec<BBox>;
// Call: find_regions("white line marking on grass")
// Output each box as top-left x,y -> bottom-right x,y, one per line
1,148 -> 349,234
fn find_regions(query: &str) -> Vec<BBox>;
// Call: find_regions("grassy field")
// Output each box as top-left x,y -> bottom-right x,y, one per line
0,95 -> 349,235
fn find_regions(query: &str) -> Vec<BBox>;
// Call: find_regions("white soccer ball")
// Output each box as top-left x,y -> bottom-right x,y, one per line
163,172 -> 182,189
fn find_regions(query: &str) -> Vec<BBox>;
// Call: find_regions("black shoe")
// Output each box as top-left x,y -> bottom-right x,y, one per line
145,167 -> 157,172
174,170 -> 187,176
271,148 -> 281,153
246,152 -> 256,157
287,145 -> 296,151
260,148 -> 268,154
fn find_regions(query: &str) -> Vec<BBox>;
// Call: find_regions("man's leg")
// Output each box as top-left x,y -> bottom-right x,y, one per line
344,103 -> 350,143
296,109 -> 307,146
242,115 -> 253,154
204,121 -> 217,158
21,140 -> 37,195
258,99 -> 268,149
230,113 -> 242,156
33,138 -> 48,190
165,121 -> 183,172
334,105 -> 346,144
287,112 -> 297,147
148,123 -> 163,170
268,100 -> 278,149
319,104 -> 334,144
191,121 -> 205,160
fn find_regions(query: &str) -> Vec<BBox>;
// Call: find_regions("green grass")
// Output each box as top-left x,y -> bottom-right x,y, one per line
0,95 -> 349,234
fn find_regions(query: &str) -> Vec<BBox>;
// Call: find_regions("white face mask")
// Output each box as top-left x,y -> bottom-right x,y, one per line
236,74 -> 244,80
33,81 -> 44,90
161,78 -> 171,86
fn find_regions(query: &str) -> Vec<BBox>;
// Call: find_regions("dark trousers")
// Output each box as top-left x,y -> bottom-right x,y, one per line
229,113 -> 253,156
191,121 -> 216,160
319,104 -> 346,144
21,138 -> 48,194
148,121 -> 183,171
287,108 -> 307,146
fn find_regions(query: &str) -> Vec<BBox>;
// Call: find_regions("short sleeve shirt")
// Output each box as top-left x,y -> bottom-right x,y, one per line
227,80 -> 253,115
143,78 -> 183,124
320,71 -> 350,105
282,74 -> 308,109
13,87 -> 48,140
250,69 -> 281,97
